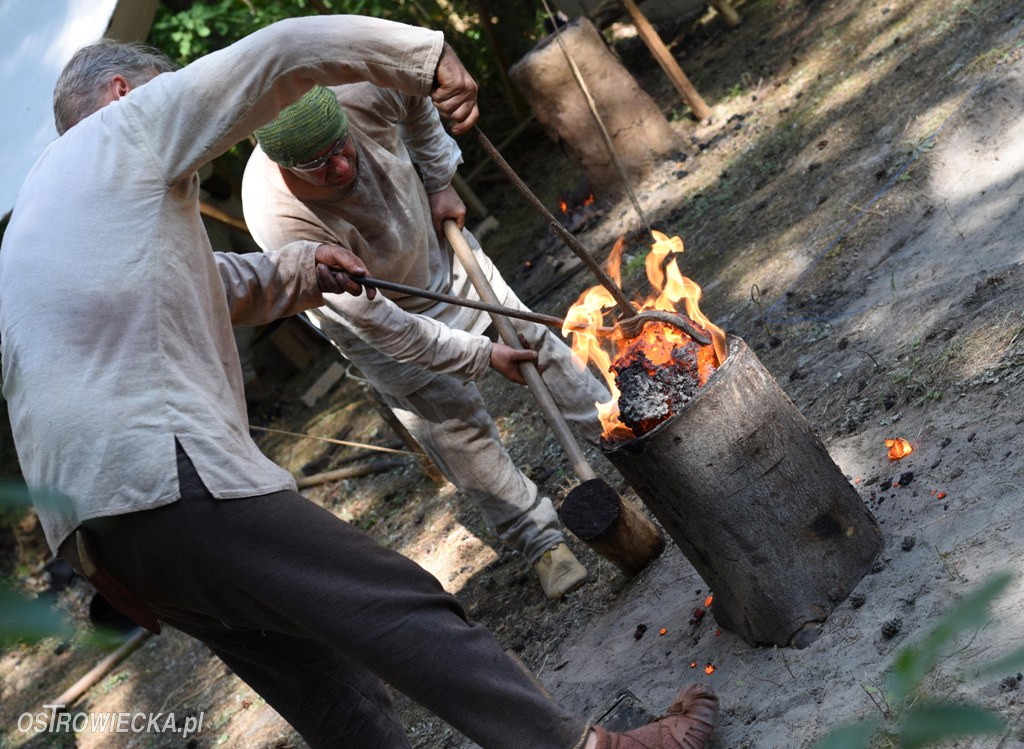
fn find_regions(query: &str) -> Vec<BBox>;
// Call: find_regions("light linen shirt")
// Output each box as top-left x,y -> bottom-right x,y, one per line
0,16 -> 444,552
242,84 -> 500,396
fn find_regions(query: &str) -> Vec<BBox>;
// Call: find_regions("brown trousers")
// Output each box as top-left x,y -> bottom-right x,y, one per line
69,444 -> 586,749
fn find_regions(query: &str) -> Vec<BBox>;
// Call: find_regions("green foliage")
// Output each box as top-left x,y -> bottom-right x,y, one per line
0,482 -> 72,647
815,572 -> 1020,749
146,0 -> 546,126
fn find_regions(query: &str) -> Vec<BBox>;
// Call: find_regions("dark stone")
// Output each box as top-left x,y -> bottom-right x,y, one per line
849,593 -> 866,609
901,536 -> 916,551
881,617 -> 902,639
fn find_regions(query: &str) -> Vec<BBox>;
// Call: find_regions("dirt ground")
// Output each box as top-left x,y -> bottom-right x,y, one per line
3,0 -> 1024,747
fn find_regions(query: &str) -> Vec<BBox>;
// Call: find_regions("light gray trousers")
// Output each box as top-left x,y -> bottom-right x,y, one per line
382,319 -> 609,563
323,245 -> 611,564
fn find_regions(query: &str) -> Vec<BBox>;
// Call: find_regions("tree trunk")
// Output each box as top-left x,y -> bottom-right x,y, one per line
602,336 -> 883,647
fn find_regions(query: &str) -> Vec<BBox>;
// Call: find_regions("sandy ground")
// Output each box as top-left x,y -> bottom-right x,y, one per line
3,1 -> 1024,748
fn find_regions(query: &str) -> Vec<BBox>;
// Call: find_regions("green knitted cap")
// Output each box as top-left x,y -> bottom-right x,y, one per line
255,85 -> 349,167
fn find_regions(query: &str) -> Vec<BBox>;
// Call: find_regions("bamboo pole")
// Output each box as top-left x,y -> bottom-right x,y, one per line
619,0 -> 711,121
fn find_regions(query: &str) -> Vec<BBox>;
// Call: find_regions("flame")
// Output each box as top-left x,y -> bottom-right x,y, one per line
559,198 -> 569,214
563,230 -> 727,441
885,438 -> 913,460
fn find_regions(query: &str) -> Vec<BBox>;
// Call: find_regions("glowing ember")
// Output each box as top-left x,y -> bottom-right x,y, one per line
559,192 -> 595,215
562,230 -> 727,441
704,594 -> 714,608
704,664 -> 715,675
885,438 -> 913,460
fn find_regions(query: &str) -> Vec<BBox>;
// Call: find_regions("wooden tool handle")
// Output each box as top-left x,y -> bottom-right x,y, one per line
443,221 -> 597,482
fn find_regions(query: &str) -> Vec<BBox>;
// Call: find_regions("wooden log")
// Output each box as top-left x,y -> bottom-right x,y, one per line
559,479 -> 665,576
509,17 -> 680,201
620,0 -> 711,121
602,336 -> 883,647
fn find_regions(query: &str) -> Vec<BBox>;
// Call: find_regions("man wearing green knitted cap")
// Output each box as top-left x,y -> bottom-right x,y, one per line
243,82 -> 611,600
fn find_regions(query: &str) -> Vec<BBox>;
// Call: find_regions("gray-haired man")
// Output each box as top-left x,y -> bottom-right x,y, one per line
0,15 -> 717,748
242,82 -> 611,599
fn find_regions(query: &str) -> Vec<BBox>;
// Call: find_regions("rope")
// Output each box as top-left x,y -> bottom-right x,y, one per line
538,0 -> 653,235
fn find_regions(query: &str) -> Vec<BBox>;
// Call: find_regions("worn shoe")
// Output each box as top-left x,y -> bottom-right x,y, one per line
593,684 -> 719,749
533,542 -> 588,599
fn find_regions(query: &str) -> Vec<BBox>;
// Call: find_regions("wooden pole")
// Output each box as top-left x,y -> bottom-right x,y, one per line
295,458 -> 409,489
199,199 -> 248,234
51,629 -> 152,708
619,0 -> 711,121
444,220 -> 597,483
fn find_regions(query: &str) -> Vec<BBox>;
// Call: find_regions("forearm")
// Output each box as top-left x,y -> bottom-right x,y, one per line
319,295 -> 492,380
215,241 -> 323,326
136,16 -> 445,183
398,95 -> 463,192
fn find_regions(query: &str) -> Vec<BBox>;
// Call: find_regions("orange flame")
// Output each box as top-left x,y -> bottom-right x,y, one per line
885,438 -> 913,460
562,230 -> 727,440
558,198 -> 569,214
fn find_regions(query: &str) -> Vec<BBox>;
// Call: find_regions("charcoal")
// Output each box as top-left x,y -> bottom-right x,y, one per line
613,344 -> 702,435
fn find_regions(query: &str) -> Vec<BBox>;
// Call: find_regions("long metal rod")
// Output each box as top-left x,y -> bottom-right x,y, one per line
474,126 -> 639,321
359,275 -> 613,333
444,220 -> 597,482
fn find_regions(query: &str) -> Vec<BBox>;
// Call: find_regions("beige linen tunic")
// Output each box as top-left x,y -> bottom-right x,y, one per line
242,84 -> 498,396
0,17 -> 444,552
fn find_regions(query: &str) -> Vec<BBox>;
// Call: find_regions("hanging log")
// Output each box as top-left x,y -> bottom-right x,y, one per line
509,17 -> 680,201
602,336 -> 883,647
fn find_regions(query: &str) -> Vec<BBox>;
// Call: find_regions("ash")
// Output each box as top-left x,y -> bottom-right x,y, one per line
613,343 -> 701,436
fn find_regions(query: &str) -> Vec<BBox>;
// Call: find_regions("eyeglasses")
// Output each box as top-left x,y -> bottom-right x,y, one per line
291,135 -> 350,172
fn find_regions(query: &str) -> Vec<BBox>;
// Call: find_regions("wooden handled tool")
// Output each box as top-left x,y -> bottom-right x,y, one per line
442,220 -> 598,482
443,220 -> 665,575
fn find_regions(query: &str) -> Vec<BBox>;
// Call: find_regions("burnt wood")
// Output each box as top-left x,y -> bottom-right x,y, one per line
559,479 -> 665,576
603,336 -> 883,647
